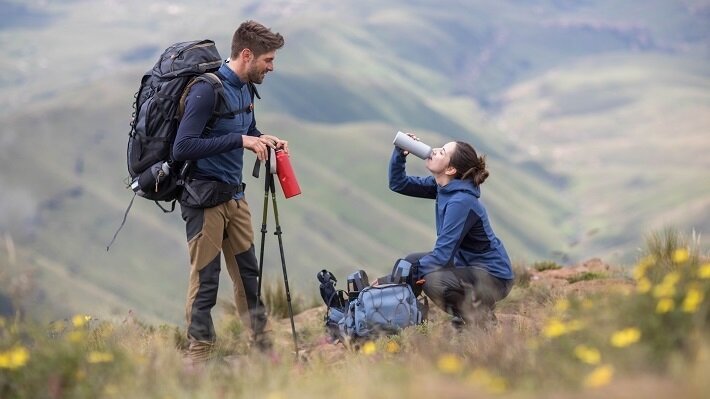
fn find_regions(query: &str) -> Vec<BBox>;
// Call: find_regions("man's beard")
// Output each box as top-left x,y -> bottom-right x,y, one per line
247,66 -> 265,84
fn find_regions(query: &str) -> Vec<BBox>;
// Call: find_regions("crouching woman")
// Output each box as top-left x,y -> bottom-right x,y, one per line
389,136 -> 514,328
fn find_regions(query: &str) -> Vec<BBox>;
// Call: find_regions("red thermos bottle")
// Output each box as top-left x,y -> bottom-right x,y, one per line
275,150 -> 302,198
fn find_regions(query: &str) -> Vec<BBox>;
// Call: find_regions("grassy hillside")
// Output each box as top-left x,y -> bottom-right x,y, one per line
496,53 -> 710,262
1,235 -> 708,398
0,0 -> 708,323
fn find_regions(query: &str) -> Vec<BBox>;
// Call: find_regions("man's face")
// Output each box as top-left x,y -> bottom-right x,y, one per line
246,50 -> 276,84
426,141 -> 457,175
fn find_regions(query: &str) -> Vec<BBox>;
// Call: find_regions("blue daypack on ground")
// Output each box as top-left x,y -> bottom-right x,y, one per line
318,260 -> 428,343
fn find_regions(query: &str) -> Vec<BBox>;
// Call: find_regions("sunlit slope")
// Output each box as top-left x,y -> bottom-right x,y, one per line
496,53 -> 710,262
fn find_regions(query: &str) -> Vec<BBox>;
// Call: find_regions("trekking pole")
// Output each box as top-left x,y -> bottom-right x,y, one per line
253,158 -> 269,343
268,169 -> 299,355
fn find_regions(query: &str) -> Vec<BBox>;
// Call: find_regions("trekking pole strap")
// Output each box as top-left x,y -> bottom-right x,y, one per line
106,193 -> 137,251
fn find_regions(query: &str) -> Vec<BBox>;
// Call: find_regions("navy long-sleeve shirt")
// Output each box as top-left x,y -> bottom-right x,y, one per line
389,149 -> 514,280
172,63 -> 261,197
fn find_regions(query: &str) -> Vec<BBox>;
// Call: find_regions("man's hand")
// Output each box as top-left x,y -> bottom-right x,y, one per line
259,134 -> 289,153
243,135 -> 268,161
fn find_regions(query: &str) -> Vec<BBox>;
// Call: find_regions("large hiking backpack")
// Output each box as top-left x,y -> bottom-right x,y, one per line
107,40 -> 229,250
319,260 -> 428,345
127,39 -> 225,207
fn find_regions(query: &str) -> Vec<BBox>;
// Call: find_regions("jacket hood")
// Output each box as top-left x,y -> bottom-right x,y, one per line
438,179 -> 480,198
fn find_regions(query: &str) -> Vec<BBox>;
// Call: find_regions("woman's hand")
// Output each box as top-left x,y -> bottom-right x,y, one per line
401,131 -> 420,157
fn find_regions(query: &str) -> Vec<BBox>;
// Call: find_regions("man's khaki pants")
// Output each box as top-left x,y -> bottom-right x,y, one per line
181,198 -> 268,362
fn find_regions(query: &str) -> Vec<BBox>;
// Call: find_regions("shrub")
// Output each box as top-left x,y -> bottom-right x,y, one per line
533,260 -> 563,271
263,281 -> 309,318
566,272 -> 607,284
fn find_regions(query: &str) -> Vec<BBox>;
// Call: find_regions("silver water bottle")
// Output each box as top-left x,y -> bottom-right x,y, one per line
392,131 -> 432,159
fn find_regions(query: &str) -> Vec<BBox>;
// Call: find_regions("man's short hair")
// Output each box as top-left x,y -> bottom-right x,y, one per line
231,20 -> 284,59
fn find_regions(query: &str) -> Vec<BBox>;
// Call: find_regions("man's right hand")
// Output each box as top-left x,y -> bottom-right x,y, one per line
243,135 -> 268,161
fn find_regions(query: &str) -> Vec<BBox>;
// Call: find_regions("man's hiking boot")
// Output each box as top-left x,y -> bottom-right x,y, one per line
253,331 -> 273,353
451,315 -> 467,331
186,339 -> 214,364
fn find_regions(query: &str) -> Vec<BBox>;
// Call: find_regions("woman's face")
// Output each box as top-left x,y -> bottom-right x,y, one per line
426,141 -> 457,175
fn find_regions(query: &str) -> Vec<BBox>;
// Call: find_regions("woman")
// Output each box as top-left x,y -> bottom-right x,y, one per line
389,135 -> 514,328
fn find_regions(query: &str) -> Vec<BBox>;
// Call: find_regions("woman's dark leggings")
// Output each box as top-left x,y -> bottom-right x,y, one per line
405,253 -> 514,324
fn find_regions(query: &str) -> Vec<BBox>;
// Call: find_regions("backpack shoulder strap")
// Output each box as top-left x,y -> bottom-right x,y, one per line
176,72 -> 228,137
177,72 -> 225,120
210,71 -> 261,119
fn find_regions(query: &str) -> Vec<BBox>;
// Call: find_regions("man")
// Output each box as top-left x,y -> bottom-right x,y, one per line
172,20 -> 286,363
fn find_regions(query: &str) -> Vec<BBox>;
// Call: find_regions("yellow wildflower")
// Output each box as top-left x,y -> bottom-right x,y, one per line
0,316 -> 4,329
385,341 -> 400,353
72,314 -> 91,328
437,354 -> 464,374
653,272 -> 680,298
662,271 -> 681,286
633,265 -> 647,281
0,346 -> 30,369
583,364 -> 614,388
656,298 -> 674,314
682,287 -> 704,313
672,248 -> 689,263
574,345 -> 601,365
610,327 -> 641,348
87,351 -> 114,364
361,341 -> 376,355
653,284 -> 675,298
698,263 -> 710,279
636,278 -> 652,294
633,255 -> 655,279
543,319 -> 568,338
266,393 -> 285,399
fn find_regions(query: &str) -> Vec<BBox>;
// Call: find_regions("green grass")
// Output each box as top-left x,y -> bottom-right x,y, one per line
533,261 -> 563,272
566,272 -> 608,284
